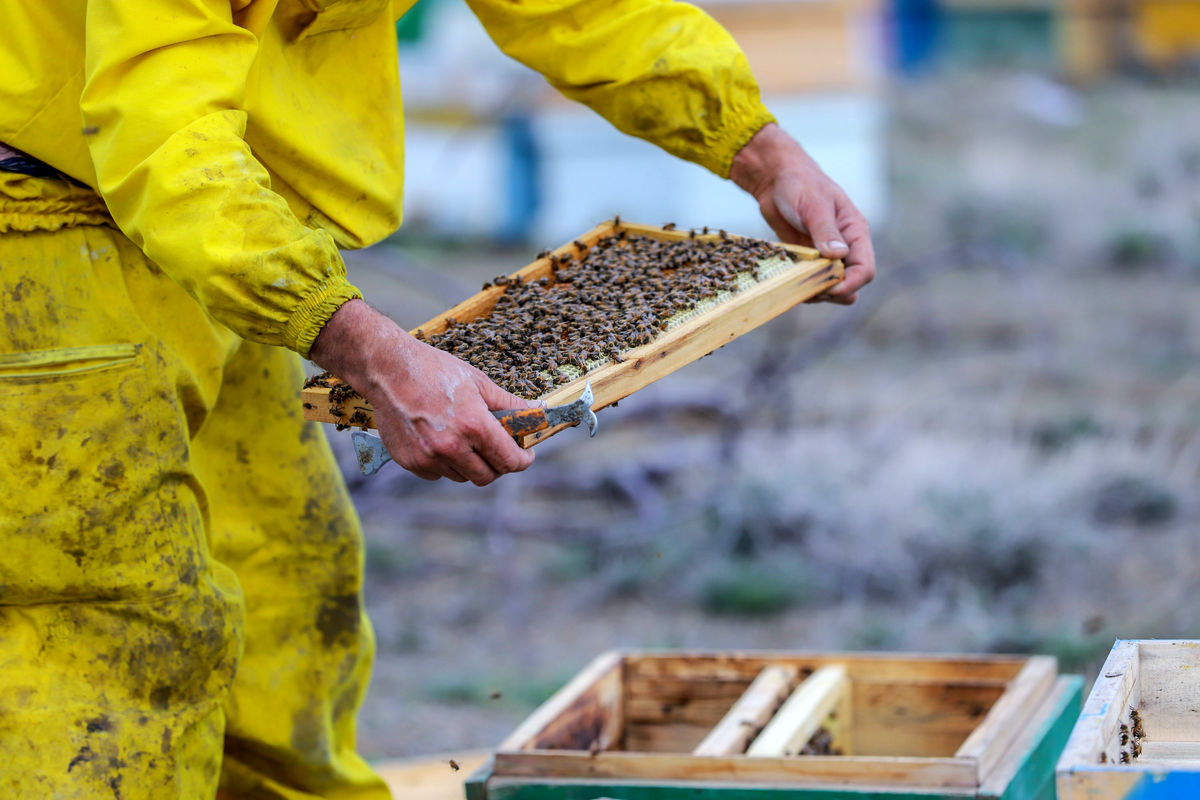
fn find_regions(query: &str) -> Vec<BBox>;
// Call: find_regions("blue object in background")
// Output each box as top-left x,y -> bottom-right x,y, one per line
891,0 -> 943,74
498,114 -> 541,246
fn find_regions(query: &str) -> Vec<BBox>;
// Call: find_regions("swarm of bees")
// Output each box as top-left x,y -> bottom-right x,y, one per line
798,726 -> 842,756
422,230 -> 798,399
1110,705 -> 1146,764
302,372 -> 371,431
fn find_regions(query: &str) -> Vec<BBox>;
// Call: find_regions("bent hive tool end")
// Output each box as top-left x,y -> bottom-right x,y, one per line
351,430 -> 391,477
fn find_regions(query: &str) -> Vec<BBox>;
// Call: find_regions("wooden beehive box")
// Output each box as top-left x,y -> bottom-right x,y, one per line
302,221 -> 842,447
466,650 -> 1083,800
1056,639 -> 1200,799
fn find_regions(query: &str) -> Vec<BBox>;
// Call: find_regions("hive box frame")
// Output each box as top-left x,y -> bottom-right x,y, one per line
1056,639 -> 1200,799
466,650 -> 1083,800
302,221 -> 842,446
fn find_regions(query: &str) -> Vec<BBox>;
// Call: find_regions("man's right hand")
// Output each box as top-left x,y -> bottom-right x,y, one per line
309,299 -> 537,485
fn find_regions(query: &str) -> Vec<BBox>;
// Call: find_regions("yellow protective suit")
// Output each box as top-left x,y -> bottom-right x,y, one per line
0,172 -> 382,798
0,0 -> 774,797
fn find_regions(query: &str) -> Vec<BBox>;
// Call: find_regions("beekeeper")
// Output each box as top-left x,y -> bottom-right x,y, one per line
0,1 -> 874,797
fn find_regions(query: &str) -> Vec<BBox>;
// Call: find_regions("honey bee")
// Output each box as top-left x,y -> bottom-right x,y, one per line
448,759 -> 460,772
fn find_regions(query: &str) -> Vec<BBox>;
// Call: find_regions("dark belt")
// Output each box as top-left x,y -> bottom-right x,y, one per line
0,153 -> 88,186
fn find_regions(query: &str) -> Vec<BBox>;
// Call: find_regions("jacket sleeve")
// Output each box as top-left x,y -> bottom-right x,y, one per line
463,0 -> 776,178
81,0 -> 362,358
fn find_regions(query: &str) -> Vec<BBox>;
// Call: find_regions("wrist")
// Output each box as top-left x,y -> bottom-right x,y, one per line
730,122 -> 803,197
309,298 -> 409,396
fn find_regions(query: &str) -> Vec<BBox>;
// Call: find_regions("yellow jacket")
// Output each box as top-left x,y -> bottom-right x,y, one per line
0,0 -> 774,357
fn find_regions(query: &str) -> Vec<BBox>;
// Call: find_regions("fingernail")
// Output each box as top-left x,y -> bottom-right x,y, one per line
824,239 -> 848,251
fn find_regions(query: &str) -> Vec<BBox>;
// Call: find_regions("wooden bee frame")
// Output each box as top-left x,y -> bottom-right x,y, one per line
301,220 -> 842,447
465,650 -> 1084,800
1056,639 -> 1200,799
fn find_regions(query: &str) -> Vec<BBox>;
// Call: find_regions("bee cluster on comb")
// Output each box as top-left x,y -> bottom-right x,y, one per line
419,230 -> 798,398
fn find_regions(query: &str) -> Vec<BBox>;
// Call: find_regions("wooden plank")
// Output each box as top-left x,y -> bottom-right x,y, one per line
852,680 -> 1006,757
627,695 -> 747,726
302,221 -> 839,445
624,722 -> 713,754
484,775 -> 977,800
693,665 -> 799,757
491,750 -> 980,789
622,651 -> 1027,684
1138,740 -> 1200,764
979,676 -> 1083,799
374,751 -> 490,800
625,676 -> 755,703
1136,639 -> 1200,742
748,665 -> 849,757
955,655 -> 1057,782
1056,640 -> 1140,773
499,650 -> 623,752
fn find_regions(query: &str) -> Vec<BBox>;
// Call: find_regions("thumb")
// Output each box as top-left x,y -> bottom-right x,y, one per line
774,183 -> 850,260
799,201 -> 849,260
474,373 -> 543,412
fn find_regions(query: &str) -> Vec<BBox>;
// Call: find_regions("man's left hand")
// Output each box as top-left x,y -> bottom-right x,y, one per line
730,122 -> 875,305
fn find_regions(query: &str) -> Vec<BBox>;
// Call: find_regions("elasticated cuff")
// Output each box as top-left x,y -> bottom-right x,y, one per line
284,278 -> 364,359
705,104 -> 777,179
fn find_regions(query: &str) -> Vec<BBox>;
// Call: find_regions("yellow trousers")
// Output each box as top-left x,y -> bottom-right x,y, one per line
0,173 -> 388,800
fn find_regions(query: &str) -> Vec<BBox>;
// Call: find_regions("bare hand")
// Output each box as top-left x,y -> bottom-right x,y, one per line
310,300 -> 536,484
730,123 -> 875,305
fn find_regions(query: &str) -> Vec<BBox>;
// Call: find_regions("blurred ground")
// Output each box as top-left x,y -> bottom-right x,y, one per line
332,72 -> 1200,759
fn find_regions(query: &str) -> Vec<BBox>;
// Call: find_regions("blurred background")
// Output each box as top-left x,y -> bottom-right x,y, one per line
328,0 -> 1200,759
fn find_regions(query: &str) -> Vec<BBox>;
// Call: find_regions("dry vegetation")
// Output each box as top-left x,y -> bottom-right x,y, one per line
331,73 -> 1200,758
